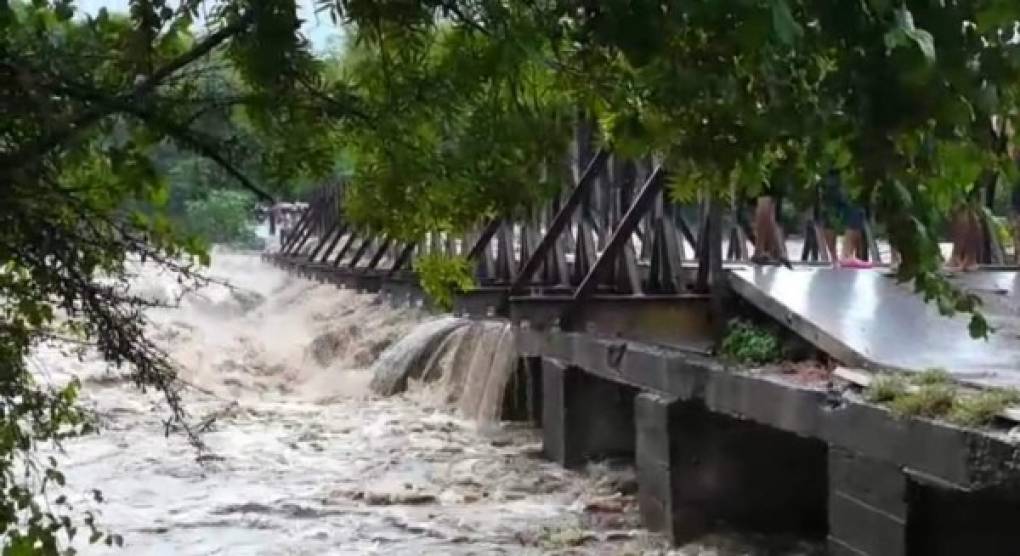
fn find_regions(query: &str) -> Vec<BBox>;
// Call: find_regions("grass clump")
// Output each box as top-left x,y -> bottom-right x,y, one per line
948,390 -> 1020,427
720,319 -> 781,365
888,384 -> 957,419
864,375 -> 908,403
913,368 -> 952,386
864,370 -> 1020,428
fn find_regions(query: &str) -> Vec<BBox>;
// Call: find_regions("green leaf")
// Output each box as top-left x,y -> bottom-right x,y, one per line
54,0 -> 74,21
866,0 -> 891,16
907,28 -> 935,62
886,7 -> 936,63
976,84 -> 1000,115
149,181 -> 170,208
969,314 -> 990,339
770,0 -> 803,45
975,3 -> 1020,30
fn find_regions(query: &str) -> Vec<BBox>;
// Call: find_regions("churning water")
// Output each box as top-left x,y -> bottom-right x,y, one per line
27,252 -> 663,555
31,251 -> 814,555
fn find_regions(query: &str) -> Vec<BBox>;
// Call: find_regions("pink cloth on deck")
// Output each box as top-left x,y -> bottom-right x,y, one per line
839,258 -> 873,269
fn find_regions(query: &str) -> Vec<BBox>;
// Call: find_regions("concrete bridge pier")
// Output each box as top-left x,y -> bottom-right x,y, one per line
830,450 -> 1020,556
635,392 -> 828,545
541,358 -> 636,468
533,352 -> 1020,556
828,447 -> 909,556
907,480 -> 1020,556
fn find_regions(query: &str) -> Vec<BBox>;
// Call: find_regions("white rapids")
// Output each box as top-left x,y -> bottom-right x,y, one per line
31,251 -> 815,555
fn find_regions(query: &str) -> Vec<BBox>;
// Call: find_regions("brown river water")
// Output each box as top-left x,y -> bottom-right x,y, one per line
31,251 -> 816,555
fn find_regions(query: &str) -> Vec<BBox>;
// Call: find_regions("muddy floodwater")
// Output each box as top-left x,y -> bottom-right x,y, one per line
33,252 -> 814,555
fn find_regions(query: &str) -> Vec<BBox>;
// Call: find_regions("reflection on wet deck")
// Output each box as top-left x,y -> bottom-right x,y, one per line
729,267 -> 1020,390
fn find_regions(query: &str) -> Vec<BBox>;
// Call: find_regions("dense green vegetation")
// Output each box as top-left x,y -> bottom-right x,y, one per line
0,1 -> 342,551
414,253 -> 475,311
182,189 -> 262,248
720,319 -> 783,365
5,0 -> 1020,552
322,0 -> 1020,339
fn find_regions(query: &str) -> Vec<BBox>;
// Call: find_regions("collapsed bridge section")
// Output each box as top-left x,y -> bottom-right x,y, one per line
729,266 -> 1020,390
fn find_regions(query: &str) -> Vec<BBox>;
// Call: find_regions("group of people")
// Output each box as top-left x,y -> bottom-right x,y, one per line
750,169 -> 873,269
748,168 -> 1013,271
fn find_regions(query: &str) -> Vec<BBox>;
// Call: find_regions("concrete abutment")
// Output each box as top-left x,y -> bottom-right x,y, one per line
540,358 -> 635,468
522,351 -> 1020,555
635,392 -> 827,545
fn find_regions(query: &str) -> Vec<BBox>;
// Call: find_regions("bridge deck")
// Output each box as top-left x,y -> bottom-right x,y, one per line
729,267 -> 1020,390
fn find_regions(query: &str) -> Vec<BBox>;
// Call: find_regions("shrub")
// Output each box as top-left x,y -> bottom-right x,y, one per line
913,368 -> 951,386
720,319 -> 781,365
414,253 -> 475,311
865,375 -> 908,404
888,384 -> 957,419
948,390 -> 1020,427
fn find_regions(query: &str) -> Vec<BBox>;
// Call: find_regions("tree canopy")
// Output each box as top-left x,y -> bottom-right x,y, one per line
323,0 -> 1020,335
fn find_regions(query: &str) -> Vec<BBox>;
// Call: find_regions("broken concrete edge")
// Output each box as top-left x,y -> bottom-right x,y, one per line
726,270 -> 881,373
727,269 -> 1015,393
516,326 -> 1020,491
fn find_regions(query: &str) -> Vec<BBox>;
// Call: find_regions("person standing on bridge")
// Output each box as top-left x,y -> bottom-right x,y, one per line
820,169 -> 871,269
945,178 -> 986,272
750,167 -> 792,267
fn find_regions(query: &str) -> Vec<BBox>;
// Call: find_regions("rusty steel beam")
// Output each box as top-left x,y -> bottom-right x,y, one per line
307,223 -> 340,262
284,190 -> 331,256
347,234 -> 376,268
289,211 -> 320,257
314,223 -> 348,264
332,230 -> 360,266
509,149 -> 610,294
466,219 -> 502,261
366,236 -> 394,270
280,204 -> 314,254
569,166 -> 664,308
387,243 -> 417,276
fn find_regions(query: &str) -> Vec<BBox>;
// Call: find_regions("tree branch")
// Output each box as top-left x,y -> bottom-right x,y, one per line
438,1 -> 490,36
0,10 -> 256,176
123,105 -> 276,203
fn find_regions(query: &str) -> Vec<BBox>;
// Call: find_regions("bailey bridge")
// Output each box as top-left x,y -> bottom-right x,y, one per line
264,148 -> 1020,555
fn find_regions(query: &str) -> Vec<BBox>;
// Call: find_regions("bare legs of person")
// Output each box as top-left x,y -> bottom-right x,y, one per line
824,227 -> 869,268
964,210 -> 982,271
823,228 -> 840,268
946,206 -> 965,269
843,228 -> 864,261
827,208 -> 872,269
752,196 -> 781,262
946,206 -> 980,272
1013,213 -> 1020,265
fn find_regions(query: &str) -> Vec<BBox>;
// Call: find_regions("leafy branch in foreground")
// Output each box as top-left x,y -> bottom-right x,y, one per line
1,0 -> 345,551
